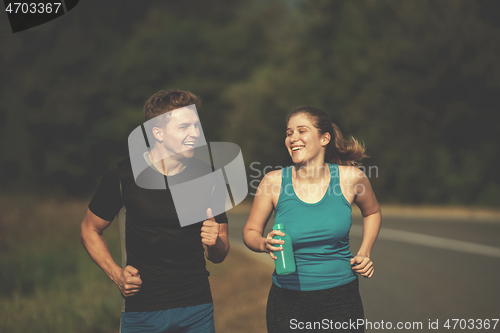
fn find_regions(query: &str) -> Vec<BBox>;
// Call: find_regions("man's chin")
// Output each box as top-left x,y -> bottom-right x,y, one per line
186,148 -> 196,156
164,150 -> 194,162
179,150 -> 195,160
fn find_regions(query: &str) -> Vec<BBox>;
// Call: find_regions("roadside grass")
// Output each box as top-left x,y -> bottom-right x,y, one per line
0,193 -> 272,333
0,194 -> 122,333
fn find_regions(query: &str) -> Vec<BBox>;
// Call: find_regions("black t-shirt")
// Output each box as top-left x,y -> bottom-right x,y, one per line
89,155 -> 228,312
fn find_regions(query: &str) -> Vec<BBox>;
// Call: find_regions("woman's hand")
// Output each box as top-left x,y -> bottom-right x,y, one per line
261,230 -> 285,260
350,254 -> 374,278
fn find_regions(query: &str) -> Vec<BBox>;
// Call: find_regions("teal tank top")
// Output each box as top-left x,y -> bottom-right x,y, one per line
272,164 -> 357,291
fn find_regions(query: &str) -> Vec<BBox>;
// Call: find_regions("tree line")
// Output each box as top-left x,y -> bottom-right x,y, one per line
1,0 -> 499,206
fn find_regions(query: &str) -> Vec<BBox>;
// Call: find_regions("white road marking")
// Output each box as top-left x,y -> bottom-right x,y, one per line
351,225 -> 500,259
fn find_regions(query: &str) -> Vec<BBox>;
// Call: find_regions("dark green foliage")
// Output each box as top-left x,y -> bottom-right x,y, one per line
1,0 -> 499,205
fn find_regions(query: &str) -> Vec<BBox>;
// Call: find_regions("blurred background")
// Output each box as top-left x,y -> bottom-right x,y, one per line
1,0 -> 499,332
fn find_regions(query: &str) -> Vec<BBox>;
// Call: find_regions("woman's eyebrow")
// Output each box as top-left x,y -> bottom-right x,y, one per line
287,125 -> 309,129
288,125 -> 308,130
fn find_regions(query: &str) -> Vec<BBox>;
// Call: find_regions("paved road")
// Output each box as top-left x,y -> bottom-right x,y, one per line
226,209 -> 500,332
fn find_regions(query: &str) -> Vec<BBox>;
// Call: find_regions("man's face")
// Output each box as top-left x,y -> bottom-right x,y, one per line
159,107 -> 200,159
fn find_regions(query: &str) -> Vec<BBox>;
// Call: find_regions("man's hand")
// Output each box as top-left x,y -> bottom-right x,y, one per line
201,208 -> 220,247
114,265 -> 142,297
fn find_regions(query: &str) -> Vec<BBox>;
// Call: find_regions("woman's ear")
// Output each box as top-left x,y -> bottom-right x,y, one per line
322,132 -> 331,147
152,127 -> 164,142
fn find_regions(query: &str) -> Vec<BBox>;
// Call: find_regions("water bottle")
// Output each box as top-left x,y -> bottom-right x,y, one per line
272,223 -> 296,275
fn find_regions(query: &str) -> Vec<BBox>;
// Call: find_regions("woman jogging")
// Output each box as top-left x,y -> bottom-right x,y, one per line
243,106 -> 381,332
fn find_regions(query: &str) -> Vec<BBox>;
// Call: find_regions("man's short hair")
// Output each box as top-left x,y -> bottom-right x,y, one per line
143,89 -> 200,129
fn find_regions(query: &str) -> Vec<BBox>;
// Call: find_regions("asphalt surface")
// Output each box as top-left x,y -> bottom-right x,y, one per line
226,208 -> 500,332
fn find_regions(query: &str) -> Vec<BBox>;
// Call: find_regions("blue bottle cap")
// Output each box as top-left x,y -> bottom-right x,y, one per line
273,223 -> 285,230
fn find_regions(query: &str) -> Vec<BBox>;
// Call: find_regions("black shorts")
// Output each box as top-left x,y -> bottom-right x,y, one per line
266,278 -> 364,333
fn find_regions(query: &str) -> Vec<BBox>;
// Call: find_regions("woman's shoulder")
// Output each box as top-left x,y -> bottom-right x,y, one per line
262,168 -> 284,186
254,168 -> 284,201
336,164 -> 367,183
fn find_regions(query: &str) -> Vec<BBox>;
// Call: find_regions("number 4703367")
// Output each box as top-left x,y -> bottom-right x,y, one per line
5,2 -> 62,14
444,319 -> 498,330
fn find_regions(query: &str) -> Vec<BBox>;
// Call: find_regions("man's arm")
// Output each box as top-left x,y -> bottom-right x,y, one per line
201,208 -> 230,264
80,208 -> 142,296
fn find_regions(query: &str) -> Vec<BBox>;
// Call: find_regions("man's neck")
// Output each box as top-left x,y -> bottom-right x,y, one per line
149,149 -> 188,176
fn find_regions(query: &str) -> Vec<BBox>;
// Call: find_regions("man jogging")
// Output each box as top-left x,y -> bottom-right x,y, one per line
81,89 -> 229,333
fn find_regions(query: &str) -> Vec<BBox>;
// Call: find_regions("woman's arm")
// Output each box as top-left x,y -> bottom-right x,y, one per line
351,169 -> 381,278
243,171 -> 285,259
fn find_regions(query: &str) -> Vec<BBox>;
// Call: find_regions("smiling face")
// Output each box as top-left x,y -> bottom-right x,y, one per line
154,106 -> 200,160
285,113 -> 330,167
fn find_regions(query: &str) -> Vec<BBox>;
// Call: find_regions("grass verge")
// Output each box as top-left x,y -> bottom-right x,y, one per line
0,194 -> 122,333
0,193 -> 272,333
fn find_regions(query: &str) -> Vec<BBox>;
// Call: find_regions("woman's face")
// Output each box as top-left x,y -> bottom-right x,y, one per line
285,113 -> 329,166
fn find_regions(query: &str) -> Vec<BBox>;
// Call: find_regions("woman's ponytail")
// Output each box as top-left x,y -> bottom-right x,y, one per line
327,122 -> 368,166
